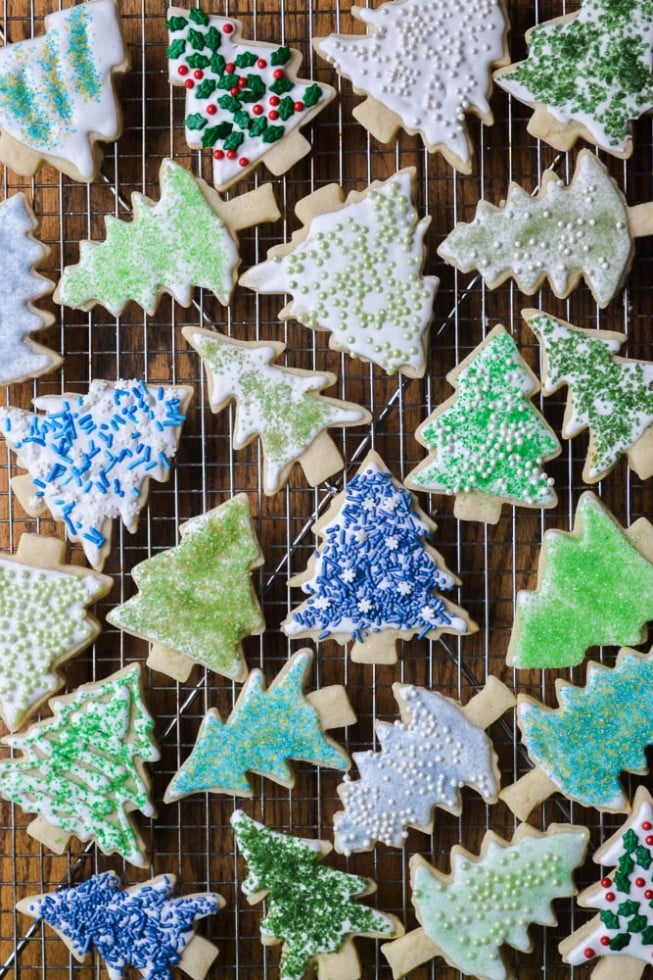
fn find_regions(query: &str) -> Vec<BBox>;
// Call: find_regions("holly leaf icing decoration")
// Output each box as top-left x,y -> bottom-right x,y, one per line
20,872 -> 220,979
0,378 -> 190,570
240,168 -> 438,377
525,310 -> 653,482
518,649 -> 653,811
0,1 -> 128,180
231,810 -> 398,980
507,492 -> 653,670
0,665 -> 159,865
166,649 -> 349,800
107,497 -> 265,683
495,0 -> 653,156
334,684 -> 498,854
55,159 -> 240,315
315,0 -> 509,172
184,329 -> 370,495
438,151 -> 633,307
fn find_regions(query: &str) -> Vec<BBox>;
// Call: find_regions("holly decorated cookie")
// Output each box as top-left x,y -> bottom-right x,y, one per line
18,872 -> 223,980
0,533 -> 112,732
240,167 -> 438,378
55,158 -> 280,316
0,378 -> 193,570
314,0 -> 510,173
167,7 -> 335,191
494,0 -> 653,159
439,151 -> 653,308
0,0 -> 130,182
282,450 -> 474,665
333,676 -> 514,855
405,325 -> 560,524
183,328 -> 371,494
382,823 -> 589,979
0,664 -> 159,866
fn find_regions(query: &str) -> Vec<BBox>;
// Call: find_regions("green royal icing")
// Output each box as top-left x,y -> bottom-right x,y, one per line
0,558 -> 106,731
520,651 -> 653,811
510,493 -> 653,669
410,329 -> 558,507
57,159 -> 238,315
439,152 -> 632,305
0,665 -> 158,865
496,0 -> 653,152
107,498 -> 264,680
167,650 -> 347,799
413,831 -> 588,980
231,810 -> 394,980
189,331 -> 367,494
528,312 -> 653,480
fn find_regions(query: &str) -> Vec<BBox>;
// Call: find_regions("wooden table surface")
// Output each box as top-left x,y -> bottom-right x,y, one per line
0,0 -> 652,977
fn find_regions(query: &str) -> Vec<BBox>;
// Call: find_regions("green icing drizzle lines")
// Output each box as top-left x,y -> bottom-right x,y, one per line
509,493 -> 653,669
57,159 -> 238,315
0,665 -> 158,865
496,0 -> 653,152
232,810 -> 395,980
107,497 -> 264,681
409,328 -> 559,508
528,312 -> 653,480
412,830 -> 588,980
167,650 -> 348,800
519,651 -> 653,810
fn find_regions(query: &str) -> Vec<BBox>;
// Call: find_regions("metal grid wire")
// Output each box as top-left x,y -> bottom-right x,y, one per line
0,0 -> 652,976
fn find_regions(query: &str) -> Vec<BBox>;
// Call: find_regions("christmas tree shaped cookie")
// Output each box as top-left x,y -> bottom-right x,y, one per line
0,378 -> 192,570
315,0 -> 510,173
501,649 -> 653,821
0,664 -> 159,866
561,788 -> 653,976
334,676 -> 514,854
494,0 -> 653,159
383,823 -> 588,979
107,497 -> 265,683
231,810 -> 403,980
55,158 -> 280,316
0,0 -> 129,181
184,328 -> 371,494
507,493 -> 653,671
439,152 -> 653,307
167,7 -> 335,192
0,193 -> 61,385
525,309 -> 653,483
240,168 -> 438,377
18,872 -> 222,980
0,534 -> 112,732
405,325 -> 560,524
282,451 -> 474,664
166,648 -> 355,801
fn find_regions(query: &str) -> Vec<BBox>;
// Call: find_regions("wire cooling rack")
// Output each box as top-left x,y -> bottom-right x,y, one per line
0,0 -> 652,976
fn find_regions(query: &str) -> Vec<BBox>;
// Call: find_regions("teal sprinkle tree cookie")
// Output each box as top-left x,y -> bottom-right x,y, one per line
494,0 -> 653,158
167,7 -> 334,191
507,492 -> 653,670
0,665 -> 159,866
107,496 -> 265,684
524,309 -> 653,482
231,810 -> 401,980
383,824 -> 588,980
55,158 -> 279,316
184,328 -> 370,494
405,325 -> 560,524
165,649 -> 353,801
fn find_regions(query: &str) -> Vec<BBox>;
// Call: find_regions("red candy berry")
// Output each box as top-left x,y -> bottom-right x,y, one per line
226,149 -> 237,160
222,22 -> 234,33
268,110 -> 279,120
600,937 -> 611,947
225,63 -> 235,74
238,77 -> 248,89
605,892 -> 616,902
252,104 -> 264,115
184,79 -> 194,89
257,58 -> 267,68
601,878 -> 612,888
206,104 -> 217,115
294,101 -> 305,112
213,149 -> 225,160
238,157 -> 249,167
645,890 -> 653,899
636,878 -> 646,887
583,949 -> 595,960
193,69 -> 204,79
646,835 -> 653,845
269,95 -> 280,106
178,65 -> 189,76
643,822 -> 652,830
230,86 -> 240,96
273,68 -> 284,80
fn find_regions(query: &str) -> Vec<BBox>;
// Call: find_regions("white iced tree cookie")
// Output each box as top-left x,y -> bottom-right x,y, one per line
240,168 -> 438,378
315,0 -> 510,173
0,0 -> 130,182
